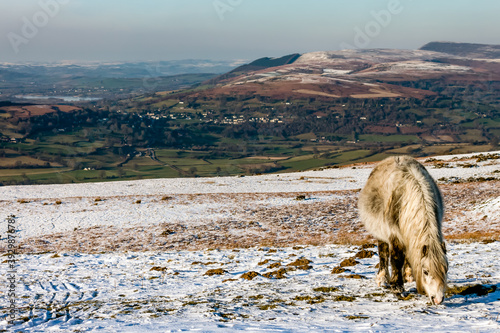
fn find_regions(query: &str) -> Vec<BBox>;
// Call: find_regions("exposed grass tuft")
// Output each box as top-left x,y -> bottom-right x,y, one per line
355,249 -> 376,259
446,284 -> 497,297
287,258 -> 312,270
346,315 -> 369,320
339,257 -> 359,267
160,229 -> 175,236
344,274 -> 366,279
334,295 -> 356,302
204,268 -> 227,276
267,262 -> 281,269
331,266 -> 348,274
313,286 -> 339,293
241,271 -> 260,280
262,268 -> 287,279
293,295 -> 325,304
150,266 -> 167,272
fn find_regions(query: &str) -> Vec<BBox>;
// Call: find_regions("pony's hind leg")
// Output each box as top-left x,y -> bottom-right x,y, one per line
376,240 -> 390,288
389,236 -> 405,293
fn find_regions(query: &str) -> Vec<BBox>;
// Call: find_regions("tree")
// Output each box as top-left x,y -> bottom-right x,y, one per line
68,160 -> 82,171
490,136 -> 499,148
117,168 -> 125,178
188,166 -> 198,176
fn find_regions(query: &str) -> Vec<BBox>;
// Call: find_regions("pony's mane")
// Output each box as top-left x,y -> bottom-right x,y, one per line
394,156 -> 447,292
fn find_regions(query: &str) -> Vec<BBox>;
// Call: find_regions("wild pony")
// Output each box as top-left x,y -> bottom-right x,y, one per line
358,156 -> 448,305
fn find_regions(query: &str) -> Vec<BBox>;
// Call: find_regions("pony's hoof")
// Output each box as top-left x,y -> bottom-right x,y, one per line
396,291 -> 412,300
380,282 -> 390,289
390,284 -> 404,294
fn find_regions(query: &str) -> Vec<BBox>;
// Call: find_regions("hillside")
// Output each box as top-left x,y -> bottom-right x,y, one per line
206,53 -> 301,85
180,47 -> 500,101
0,43 -> 500,185
1,152 -> 499,331
420,41 -> 500,59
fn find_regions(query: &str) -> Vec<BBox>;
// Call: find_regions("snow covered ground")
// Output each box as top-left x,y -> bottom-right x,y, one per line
0,152 -> 499,332
1,151 -> 498,241
2,243 -> 500,332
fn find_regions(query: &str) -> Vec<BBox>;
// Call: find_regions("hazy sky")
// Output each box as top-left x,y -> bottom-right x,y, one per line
1,0 -> 500,63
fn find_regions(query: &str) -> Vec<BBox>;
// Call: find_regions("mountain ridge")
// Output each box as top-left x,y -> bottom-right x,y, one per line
183,42 -> 500,103
420,41 -> 500,59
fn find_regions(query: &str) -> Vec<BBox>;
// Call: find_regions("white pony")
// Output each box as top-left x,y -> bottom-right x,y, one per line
358,156 -> 448,305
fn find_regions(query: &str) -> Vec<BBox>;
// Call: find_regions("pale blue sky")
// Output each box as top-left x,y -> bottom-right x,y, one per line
1,0 -> 499,62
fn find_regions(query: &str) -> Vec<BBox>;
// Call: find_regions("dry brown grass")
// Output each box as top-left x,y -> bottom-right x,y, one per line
286,258 -> 312,270
339,258 -> 359,267
1,181 -> 497,254
350,88 -> 400,98
355,249 -> 376,259
445,231 -> 500,242
262,268 -> 287,279
331,267 -> 348,274
204,268 -> 227,276
446,284 -> 497,297
241,271 -> 260,280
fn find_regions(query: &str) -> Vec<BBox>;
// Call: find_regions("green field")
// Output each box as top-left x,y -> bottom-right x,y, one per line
359,134 -> 420,143
1,87 -> 499,185
1,140 -> 498,185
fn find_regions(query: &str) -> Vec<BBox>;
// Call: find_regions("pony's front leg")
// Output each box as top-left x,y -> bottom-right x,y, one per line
389,236 -> 405,293
376,240 -> 390,288
403,258 -> 413,283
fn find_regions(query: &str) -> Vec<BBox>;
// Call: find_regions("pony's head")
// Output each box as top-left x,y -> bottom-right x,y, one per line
416,242 -> 448,305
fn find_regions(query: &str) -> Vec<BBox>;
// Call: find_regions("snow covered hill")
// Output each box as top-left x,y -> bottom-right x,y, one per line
0,152 -> 499,332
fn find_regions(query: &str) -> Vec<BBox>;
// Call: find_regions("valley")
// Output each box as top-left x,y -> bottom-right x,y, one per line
1,42 -> 499,185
